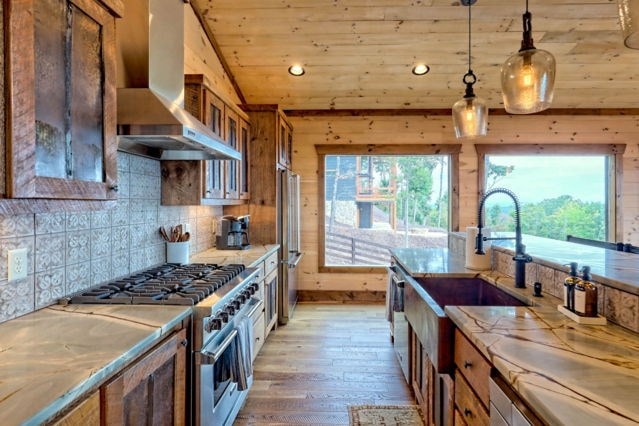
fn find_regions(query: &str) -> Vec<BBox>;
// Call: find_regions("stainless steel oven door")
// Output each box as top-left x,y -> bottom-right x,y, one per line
196,302 -> 257,426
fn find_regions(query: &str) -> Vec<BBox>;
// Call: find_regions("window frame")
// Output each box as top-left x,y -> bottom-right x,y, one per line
316,144 -> 461,273
474,144 -> 626,243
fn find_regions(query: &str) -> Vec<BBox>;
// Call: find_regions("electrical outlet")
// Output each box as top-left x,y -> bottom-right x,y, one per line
8,248 -> 28,281
184,223 -> 191,233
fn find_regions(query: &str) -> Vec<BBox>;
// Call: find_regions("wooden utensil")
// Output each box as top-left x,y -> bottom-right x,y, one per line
159,226 -> 170,242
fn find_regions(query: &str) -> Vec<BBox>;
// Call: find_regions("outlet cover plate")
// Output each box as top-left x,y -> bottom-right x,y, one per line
8,248 -> 28,281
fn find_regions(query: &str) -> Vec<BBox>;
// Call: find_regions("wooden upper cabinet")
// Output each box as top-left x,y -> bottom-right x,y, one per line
225,109 -> 240,199
5,0 -> 119,200
239,118 -> 250,200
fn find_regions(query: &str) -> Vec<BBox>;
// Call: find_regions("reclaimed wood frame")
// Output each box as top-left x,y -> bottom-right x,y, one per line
316,144 -> 461,274
5,0 -> 118,200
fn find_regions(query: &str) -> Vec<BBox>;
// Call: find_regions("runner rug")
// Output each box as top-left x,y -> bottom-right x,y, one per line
348,404 -> 424,426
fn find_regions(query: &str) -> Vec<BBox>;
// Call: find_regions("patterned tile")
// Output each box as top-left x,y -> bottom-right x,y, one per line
0,276 -> 35,322
35,233 -> 65,272
66,231 -> 91,265
129,174 -> 160,199
129,249 -> 147,273
146,244 -> 165,266
66,262 -> 91,295
116,168 -> 130,198
35,268 -> 65,309
91,210 -> 111,229
91,229 -> 111,259
66,212 -> 90,231
604,287 -> 639,332
129,224 -> 147,250
111,226 -> 129,254
91,256 -> 112,286
0,214 -> 34,238
112,252 -> 130,279
130,155 -> 160,176
35,212 -> 66,235
0,237 -> 35,281
111,199 -> 130,226
117,151 -> 130,172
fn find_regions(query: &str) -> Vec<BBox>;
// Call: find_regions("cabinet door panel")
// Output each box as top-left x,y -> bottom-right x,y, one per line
34,0 -> 67,179
70,3 -> 104,182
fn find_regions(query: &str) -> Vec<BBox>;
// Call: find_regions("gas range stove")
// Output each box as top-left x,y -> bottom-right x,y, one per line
65,263 -> 248,306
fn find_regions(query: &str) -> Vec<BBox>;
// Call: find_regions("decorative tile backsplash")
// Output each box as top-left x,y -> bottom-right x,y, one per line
0,152 -> 223,324
448,232 -> 639,333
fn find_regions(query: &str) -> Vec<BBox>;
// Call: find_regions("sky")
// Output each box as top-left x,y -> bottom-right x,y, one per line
486,155 -> 606,204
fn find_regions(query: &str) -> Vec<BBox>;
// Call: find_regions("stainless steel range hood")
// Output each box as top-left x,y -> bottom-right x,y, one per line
116,0 -> 240,161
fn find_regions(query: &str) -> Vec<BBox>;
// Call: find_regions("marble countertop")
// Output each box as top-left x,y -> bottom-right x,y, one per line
191,244 -> 279,268
453,232 -> 639,295
392,247 -> 639,425
446,305 -> 639,425
0,304 -> 191,425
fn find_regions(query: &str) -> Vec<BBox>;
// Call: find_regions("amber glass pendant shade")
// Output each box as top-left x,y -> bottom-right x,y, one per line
452,92 -> 488,139
501,4 -> 556,114
452,0 -> 488,139
618,0 -> 639,49
501,48 -> 555,114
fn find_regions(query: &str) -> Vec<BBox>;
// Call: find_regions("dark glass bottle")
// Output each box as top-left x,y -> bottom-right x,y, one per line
563,262 -> 579,312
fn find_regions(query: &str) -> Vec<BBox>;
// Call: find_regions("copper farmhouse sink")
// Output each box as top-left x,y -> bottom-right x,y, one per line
404,276 -> 528,374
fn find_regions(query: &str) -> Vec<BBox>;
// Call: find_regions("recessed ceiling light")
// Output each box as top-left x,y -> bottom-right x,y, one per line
412,64 -> 430,75
288,64 -> 305,76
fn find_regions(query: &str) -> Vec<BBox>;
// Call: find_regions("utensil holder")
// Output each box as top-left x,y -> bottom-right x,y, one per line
166,241 -> 189,264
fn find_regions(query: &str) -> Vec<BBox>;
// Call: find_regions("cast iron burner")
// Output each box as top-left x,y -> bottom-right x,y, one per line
67,263 -> 245,305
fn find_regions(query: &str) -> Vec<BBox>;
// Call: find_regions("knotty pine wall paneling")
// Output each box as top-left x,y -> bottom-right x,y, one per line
289,113 -> 639,293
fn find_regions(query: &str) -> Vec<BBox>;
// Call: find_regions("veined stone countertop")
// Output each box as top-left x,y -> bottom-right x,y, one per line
0,304 -> 191,425
392,247 -> 639,425
452,232 -> 639,295
446,305 -> 639,425
190,244 -> 279,268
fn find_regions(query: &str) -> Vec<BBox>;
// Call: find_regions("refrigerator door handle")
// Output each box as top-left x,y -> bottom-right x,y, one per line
282,252 -> 303,268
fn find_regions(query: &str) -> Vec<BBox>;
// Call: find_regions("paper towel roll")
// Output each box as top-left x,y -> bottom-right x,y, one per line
465,227 -> 492,270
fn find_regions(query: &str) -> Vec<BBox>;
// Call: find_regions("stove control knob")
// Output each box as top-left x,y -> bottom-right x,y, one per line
225,305 -> 235,316
237,294 -> 246,304
232,299 -> 242,310
245,288 -> 254,297
205,316 -> 223,332
219,311 -> 229,323
250,283 -> 260,293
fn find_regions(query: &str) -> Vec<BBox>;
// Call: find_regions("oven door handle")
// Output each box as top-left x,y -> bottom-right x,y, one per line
199,329 -> 238,364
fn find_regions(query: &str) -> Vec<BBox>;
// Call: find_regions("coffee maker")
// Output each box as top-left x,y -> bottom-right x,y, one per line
216,215 -> 251,250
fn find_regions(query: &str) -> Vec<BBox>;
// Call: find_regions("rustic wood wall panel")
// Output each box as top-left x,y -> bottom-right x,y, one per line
184,6 -> 242,106
0,0 -> 5,196
290,114 -> 639,292
191,0 -> 639,110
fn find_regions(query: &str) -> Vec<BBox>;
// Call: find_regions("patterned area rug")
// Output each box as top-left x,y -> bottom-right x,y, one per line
348,405 -> 424,426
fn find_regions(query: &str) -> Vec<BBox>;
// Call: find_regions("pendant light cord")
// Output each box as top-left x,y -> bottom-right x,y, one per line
467,2 -> 471,73
463,1 -> 477,98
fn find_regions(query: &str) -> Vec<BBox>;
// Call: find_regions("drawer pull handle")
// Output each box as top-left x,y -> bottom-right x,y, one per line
463,360 -> 473,369
464,408 -> 472,417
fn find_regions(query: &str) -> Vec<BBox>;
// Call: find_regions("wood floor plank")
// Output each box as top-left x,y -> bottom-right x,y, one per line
236,303 -> 414,425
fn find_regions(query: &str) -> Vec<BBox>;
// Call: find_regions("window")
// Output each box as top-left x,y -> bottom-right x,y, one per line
317,145 -> 460,272
476,144 -> 625,243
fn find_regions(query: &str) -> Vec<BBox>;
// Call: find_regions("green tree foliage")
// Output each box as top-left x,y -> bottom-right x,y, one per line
485,195 -> 605,240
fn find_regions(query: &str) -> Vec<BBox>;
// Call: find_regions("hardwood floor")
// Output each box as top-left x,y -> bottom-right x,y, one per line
234,303 -> 414,425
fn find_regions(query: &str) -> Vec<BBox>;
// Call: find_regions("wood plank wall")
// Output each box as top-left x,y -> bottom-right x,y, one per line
289,113 -> 639,293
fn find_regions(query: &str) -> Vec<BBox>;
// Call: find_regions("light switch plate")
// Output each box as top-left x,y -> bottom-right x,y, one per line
8,248 -> 28,281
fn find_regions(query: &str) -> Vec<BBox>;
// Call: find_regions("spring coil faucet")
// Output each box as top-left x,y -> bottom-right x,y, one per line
475,188 -> 532,288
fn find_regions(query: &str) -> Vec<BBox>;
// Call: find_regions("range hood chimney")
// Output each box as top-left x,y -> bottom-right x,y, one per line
116,0 -> 240,161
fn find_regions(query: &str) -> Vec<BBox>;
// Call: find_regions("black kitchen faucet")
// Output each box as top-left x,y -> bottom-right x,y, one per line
475,188 -> 532,288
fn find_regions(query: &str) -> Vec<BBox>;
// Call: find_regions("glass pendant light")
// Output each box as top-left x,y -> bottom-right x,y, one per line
501,0 -> 556,114
452,0 -> 488,139
618,0 -> 639,49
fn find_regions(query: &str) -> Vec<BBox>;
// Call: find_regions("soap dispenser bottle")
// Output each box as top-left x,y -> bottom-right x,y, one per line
574,266 -> 598,317
564,262 -> 579,312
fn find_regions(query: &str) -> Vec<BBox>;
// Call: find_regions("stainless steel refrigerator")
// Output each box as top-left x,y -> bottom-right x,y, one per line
278,168 -> 303,324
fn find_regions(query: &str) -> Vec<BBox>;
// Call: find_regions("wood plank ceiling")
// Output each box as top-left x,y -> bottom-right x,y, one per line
191,0 -> 639,110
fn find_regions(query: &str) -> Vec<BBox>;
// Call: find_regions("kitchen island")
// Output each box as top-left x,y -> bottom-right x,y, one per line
392,246 -> 639,425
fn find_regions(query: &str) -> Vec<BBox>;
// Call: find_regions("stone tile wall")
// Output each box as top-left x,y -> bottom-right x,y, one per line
0,152 -> 222,324
449,233 -> 639,333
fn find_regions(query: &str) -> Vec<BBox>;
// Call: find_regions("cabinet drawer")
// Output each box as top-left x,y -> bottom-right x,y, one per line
254,261 -> 265,283
264,251 -> 279,275
252,312 -> 266,361
455,373 -> 489,426
455,329 -> 491,407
